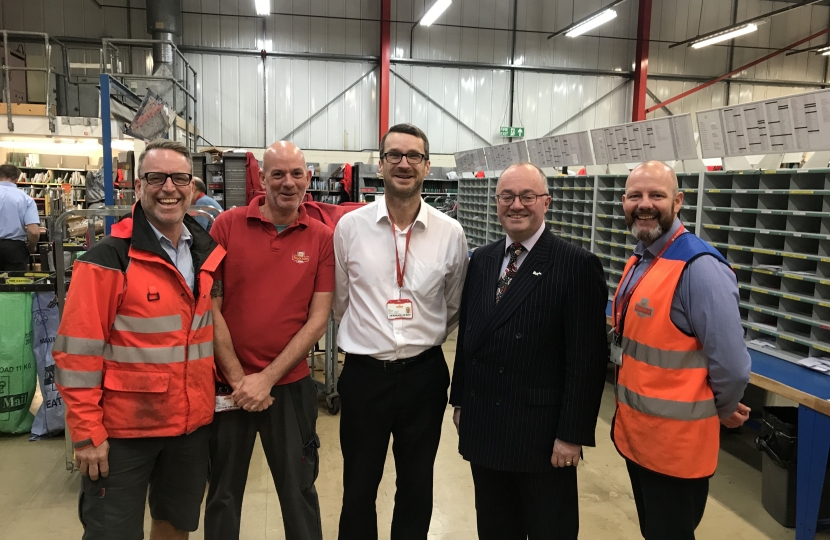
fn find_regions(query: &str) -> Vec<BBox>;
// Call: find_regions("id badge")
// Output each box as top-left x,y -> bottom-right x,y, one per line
387,298 -> 413,320
610,342 -> 623,366
215,383 -> 240,412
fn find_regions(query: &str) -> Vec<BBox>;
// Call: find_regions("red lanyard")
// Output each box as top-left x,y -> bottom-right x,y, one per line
613,225 -> 686,332
389,216 -> 414,289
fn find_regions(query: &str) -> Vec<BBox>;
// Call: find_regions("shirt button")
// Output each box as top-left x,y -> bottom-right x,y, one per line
515,333 -> 522,339
496,399 -> 501,406
470,391 -> 475,397
498,367 -> 504,374
180,293 -> 185,297
471,359 -> 476,365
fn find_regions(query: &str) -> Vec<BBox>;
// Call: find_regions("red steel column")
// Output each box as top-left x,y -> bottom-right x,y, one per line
380,0 -> 391,139
632,0 -> 652,121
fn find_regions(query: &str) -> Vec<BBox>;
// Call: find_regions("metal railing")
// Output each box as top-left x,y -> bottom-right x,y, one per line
101,38 -> 198,151
0,30 -> 55,132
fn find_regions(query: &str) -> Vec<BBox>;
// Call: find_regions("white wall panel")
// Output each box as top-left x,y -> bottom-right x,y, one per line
265,59 -> 377,150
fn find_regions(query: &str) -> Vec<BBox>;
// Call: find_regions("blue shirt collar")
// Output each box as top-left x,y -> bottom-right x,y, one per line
146,221 -> 192,249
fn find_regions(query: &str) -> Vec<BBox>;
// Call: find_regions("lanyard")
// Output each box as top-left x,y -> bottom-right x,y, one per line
613,225 -> 685,334
389,216 -> 414,290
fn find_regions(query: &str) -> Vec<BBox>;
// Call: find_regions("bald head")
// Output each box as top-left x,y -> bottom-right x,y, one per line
623,160 -> 683,246
264,141 -> 306,169
627,160 -> 678,195
497,162 -> 548,194
259,141 -> 311,220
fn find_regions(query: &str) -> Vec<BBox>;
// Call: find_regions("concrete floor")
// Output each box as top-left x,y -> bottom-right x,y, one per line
2,329 -> 829,539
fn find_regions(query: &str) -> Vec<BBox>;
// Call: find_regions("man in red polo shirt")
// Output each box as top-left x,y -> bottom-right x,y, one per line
204,141 -> 334,540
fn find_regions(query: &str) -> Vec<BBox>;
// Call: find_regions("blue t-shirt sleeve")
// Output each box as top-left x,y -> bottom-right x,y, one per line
677,255 -> 751,419
22,196 -> 40,226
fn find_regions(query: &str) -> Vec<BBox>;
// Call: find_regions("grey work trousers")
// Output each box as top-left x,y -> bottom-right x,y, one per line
205,376 -> 322,540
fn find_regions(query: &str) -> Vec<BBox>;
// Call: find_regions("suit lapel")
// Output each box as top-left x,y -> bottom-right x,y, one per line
469,230 -> 555,353
481,241 -> 503,319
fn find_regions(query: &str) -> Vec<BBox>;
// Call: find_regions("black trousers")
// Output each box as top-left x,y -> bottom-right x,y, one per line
470,463 -> 578,540
0,239 -> 29,271
626,459 -> 709,540
205,377 -> 322,540
337,347 -> 450,540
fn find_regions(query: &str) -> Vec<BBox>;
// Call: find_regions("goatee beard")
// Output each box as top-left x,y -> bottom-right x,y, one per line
627,210 -> 674,243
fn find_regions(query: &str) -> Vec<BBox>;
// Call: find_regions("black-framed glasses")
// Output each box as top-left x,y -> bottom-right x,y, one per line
141,172 -> 193,186
494,193 -> 550,206
381,151 -> 427,164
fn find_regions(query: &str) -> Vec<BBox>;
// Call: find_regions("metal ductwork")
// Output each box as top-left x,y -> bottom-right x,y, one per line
144,0 -> 185,115
146,0 -> 181,68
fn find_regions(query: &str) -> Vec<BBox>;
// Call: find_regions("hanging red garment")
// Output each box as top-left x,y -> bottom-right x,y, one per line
245,152 -> 264,204
302,201 -> 365,230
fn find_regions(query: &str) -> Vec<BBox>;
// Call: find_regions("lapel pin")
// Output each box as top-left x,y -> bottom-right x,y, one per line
533,271 -> 542,276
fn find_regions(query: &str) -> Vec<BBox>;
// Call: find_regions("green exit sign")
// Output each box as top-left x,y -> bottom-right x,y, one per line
500,126 -> 525,138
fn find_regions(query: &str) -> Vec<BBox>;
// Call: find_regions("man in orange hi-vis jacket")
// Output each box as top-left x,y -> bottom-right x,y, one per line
53,139 -> 225,540
611,160 -> 751,540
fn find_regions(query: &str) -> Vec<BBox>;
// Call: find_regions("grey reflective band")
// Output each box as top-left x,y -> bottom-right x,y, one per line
104,344 -> 185,364
622,337 -> 709,370
190,310 -> 214,331
112,314 -> 183,334
188,341 -> 214,360
617,384 -> 717,421
53,335 -> 106,356
55,366 -> 103,388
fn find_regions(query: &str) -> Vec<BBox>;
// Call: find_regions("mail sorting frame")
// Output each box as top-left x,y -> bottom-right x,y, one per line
458,169 -> 830,357
697,169 -> 830,361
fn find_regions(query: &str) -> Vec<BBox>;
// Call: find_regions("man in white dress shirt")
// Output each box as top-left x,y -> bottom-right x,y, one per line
334,123 -> 468,540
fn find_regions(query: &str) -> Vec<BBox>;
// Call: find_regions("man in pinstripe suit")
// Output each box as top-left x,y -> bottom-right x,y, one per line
450,162 -> 609,540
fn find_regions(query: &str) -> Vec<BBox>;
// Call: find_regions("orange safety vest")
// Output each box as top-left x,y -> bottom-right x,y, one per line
611,231 -> 729,479
53,203 -> 225,449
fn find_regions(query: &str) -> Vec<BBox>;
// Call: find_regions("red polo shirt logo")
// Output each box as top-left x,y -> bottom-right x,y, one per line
292,251 -> 310,264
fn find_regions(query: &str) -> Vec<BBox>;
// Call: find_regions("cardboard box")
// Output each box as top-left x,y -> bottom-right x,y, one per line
40,154 -> 62,168
61,155 -> 89,169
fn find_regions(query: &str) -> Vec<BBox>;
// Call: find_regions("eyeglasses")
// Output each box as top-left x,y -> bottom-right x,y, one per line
494,193 -> 550,206
141,172 -> 193,186
381,151 -> 427,165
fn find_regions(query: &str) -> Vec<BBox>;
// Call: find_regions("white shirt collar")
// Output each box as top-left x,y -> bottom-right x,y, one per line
505,222 -> 546,255
376,198 -> 430,231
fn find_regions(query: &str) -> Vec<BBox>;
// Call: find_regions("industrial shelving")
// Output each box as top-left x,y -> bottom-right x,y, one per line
457,168 -> 830,359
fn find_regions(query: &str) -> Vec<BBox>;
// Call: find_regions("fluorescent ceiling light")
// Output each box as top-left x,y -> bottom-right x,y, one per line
0,137 -> 134,154
420,0 -> 452,27
566,9 -> 617,37
255,0 -> 269,16
691,23 -> 757,49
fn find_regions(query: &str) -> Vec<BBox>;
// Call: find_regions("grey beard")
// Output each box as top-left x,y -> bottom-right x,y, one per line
630,221 -> 663,243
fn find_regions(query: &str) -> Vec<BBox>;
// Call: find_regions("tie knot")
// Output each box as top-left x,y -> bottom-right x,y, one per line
508,242 -> 525,260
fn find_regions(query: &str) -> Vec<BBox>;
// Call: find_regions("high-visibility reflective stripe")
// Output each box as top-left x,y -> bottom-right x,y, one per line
112,314 -> 182,334
53,335 -> 106,356
190,310 -> 214,331
617,384 -> 717,421
104,344 -> 185,364
55,366 -> 102,388
188,341 -> 214,360
622,337 -> 709,370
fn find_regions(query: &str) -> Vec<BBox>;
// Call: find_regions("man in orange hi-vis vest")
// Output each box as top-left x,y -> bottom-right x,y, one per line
53,139 -> 225,540
611,160 -> 751,540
